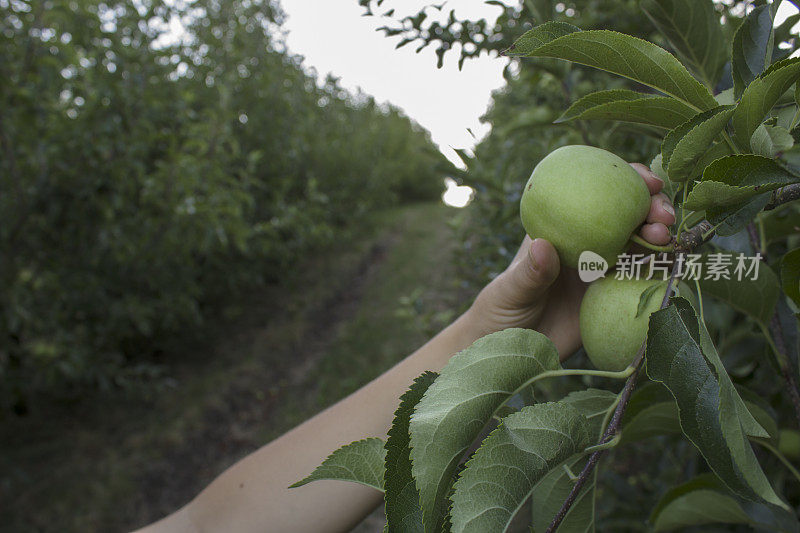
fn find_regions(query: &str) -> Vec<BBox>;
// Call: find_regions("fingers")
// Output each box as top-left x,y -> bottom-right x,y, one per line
510,235 -> 534,265
630,162 -> 676,246
646,192 -> 675,226
629,162 -> 663,195
506,238 -> 560,301
639,223 -> 672,245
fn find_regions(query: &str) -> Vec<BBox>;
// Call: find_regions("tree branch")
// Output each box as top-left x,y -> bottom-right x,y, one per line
546,183 -> 800,531
546,257 -> 683,533
745,222 -> 800,429
764,183 -> 800,211
675,183 -> 800,254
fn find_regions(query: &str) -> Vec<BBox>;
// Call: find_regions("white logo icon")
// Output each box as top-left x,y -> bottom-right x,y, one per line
578,251 -> 608,283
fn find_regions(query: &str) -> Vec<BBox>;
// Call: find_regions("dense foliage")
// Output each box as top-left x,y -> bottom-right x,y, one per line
0,0 -> 452,412
292,1 -> 800,531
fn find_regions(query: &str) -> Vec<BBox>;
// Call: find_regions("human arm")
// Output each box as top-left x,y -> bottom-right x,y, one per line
135,162 -> 674,533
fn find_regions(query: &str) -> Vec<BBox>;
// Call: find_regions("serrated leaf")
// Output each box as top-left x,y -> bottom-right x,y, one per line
697,253 -> 780,327
561,388 -> 618,433
645,297 -> 785,508
684,155 -> 800,211
641,0 -> 727,89
526,389 -> 617,533
409,329 -> 562,532
666,105 -> 736,182
731,4 -> 774,99
661,106 -> 728,181
782,248 -> 800,307
707,193 -> 771,237
557,89 -> 696,129
384,372 -> 438,533
649,474 -> 752,531
290,438 -> 386,491
687,141 -> 734,181
505,23 -> 717,111
751,124 -> 795,157
531,455 -> 596,533
732,57 -> 800,149
715,87 -> 735,105
450,402 -> 592,533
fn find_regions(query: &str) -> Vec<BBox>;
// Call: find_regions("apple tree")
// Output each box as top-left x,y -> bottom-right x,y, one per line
294,1 -> 800,531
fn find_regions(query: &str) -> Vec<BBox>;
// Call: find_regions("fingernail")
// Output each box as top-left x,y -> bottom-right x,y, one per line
662,201 -> 675,217
529,239 -> 541,271
648,170 -> 662,182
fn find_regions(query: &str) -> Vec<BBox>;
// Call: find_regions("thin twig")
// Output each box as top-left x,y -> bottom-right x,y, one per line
764,183 -> 800,211
746,222 -> 800,429
547,187 -> 800,531
546,257 -> 683,533
772,314 -> 800,429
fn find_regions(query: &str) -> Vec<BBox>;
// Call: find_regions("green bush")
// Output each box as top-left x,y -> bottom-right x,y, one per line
0,0 -> 452,410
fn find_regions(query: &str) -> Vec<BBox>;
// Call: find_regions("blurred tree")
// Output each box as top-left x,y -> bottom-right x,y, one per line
0,0 -> 453,412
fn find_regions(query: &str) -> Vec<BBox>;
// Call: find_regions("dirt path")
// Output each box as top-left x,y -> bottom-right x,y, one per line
132,234 -> 401,528
1,203 -> 462,533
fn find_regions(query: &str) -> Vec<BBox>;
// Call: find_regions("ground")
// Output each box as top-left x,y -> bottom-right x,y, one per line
0,202 -> 470,533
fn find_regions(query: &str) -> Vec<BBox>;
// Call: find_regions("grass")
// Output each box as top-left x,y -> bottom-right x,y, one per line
0,201 -> 468,533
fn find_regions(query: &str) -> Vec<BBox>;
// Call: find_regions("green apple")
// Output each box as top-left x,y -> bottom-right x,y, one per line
520,145 -> 650,268
579,276 -> 696,372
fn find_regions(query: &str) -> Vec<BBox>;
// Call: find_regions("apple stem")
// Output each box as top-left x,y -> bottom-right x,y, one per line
584,434 -> 620,453
629,233 -> 674,253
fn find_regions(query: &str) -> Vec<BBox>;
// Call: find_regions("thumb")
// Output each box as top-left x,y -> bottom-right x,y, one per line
506,238 -> 561,304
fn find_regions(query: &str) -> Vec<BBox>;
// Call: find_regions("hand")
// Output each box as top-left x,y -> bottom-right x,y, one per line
463,163 -> 675,360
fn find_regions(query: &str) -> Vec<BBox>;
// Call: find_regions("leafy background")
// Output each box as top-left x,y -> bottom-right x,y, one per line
3,0 -> 800,531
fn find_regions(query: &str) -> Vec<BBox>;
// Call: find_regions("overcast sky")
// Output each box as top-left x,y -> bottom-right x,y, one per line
279,0 -> 507,168
278,1 -> 800,169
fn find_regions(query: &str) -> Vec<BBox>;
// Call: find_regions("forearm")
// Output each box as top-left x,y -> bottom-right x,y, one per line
136,312 -> 481,533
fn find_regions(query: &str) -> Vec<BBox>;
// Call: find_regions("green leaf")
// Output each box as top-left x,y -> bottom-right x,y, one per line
527,389 -> 617,532
776,13 -> 800,45
684,155 -> 800,211
782,248 -> 800,307
450,402 -> 592,533
531,455 -> 596,533
409,329 -> 562,532
762,204 -> 800,243
668,106 -> 737,182
384,372 -> 438,533
290,438 -> 386,491
645,297 -> 785,508
706,193 -> 771,237
561,388 -> 618,433
649,474 -> 752,531
641,0 -> 727,89
732,57 -> 800,149
505,23 -> 717,111
731,4 -> 774,99
637,281 -> 667,318
715,87 -> 735,105
557,89 -> 697,129
621,401 -> 681,443
620,386 -> 773,444
751,124 -> 795,157
660,113 -> 698,170
697,253 -> 781,327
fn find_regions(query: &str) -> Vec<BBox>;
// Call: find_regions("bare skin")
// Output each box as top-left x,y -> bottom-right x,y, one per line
135,163 -> 674,533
